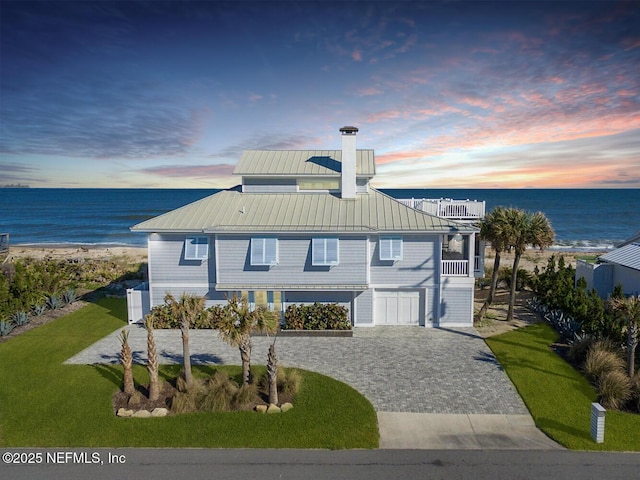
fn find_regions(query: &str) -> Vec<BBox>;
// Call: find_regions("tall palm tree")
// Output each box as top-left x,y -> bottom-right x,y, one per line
145,315 -> 160,401
164,293 -> 206,389
214,294 -> 277,386
478,206 -> 510,321
505,210 -> 554,322
610,295 -> 640,377
119,329 -> 135,396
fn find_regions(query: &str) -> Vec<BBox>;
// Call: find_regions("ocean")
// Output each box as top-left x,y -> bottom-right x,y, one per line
1,188 -> 638,250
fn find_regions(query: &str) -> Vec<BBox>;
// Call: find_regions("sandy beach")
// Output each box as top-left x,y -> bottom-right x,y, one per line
7,245 -> 148,263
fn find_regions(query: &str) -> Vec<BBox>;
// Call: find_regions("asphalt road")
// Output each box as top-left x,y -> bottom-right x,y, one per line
1,449 -> 639,480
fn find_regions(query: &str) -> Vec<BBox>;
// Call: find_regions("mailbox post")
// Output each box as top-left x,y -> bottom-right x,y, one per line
590,402 -> 606,443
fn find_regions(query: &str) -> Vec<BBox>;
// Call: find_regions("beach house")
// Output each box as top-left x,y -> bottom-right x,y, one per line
129,127 -> 484,327
576,231 -> 640,298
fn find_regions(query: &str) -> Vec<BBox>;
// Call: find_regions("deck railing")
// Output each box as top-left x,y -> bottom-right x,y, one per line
398,198 -> 485,220
442,260 -> 469,276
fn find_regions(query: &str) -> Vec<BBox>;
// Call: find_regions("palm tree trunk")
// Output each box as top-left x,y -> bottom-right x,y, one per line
119,330 -> 135,396
267,343 -> 278,406
181,320 -> 193,388
478,250 -> 501,320
507,253 -> 521,322
146,321 -> 160,401
628,322 -> 638,377
239,335 -> 252,386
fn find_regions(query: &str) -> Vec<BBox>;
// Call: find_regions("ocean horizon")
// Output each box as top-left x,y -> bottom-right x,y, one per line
2,188 -> 638,251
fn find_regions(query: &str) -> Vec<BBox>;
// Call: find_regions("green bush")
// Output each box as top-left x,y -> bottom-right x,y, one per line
283,302 -> 351,330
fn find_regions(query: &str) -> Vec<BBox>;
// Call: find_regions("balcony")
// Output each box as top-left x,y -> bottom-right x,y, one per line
398,198 -> 485,220
442,260 -> 469,276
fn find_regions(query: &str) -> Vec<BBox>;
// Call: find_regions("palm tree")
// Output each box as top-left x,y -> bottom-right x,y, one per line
164,293 -> 206,389
267,342 -> 279,405
478,206 -> 510,321
505,209 -> 554,322
145,315 -> 160,401
119,329 -> 135,396
214,294 -> 278,386
610,295 -> 640,377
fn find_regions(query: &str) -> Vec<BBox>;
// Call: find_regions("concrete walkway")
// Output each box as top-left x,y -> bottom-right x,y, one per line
66,325 -> 561,449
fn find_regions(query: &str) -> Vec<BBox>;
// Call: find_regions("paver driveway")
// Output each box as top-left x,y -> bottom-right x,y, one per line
67,325 -> 528,414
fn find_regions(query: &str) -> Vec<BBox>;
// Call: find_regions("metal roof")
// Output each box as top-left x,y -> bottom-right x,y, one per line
600,243 -> 640,271
233,150 -> 376,177
131,188 -> 476,234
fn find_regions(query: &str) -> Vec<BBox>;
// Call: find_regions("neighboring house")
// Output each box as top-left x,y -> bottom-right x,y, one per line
130,127 -> 484,327
576,236 -> 640,298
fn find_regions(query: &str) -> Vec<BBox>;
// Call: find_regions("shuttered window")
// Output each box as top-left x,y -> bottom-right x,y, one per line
380,236 -> 403,261
312,237 -> 339,266
184,236 -> 209,260
251,237 -> 278,266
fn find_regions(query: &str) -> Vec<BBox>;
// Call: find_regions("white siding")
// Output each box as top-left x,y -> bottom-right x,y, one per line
354,289 -> 373,325
369,234 -> 438,287
439,285 -> 474,327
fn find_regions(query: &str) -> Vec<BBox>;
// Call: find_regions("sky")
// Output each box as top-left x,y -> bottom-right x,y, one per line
1,0 -> 639,189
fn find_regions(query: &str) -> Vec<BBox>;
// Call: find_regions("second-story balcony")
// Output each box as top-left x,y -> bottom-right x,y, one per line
398,198 -> 485,220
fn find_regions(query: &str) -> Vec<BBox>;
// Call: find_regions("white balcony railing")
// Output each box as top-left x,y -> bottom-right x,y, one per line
398,198 -> 485,220
442,260 -> 469,276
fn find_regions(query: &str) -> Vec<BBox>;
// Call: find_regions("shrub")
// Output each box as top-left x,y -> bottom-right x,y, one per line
46,294 -> 62,310
10,311 -> 29,327
32,303 -> 47,316
584,346 -> 625,384
631,372 -> 640,413
568,335 -> 594,365
0,319 -> 15,336
283,303 -> 351,330
598,369 -> 632,410
62,288 -> 77,304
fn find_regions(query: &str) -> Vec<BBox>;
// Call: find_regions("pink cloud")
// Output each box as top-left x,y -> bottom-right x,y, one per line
351,49 -> 362,62
356,87 -> 384,96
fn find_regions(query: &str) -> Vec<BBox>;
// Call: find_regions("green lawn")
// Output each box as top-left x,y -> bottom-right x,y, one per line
486,323 -> 640,451
0,298 -> 379,449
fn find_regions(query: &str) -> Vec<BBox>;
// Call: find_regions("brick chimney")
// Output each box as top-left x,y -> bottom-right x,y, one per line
340,126 -> 358,199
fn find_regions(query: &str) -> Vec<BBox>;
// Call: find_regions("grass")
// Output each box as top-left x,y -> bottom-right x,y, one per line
486,323 -> 640,450
0,298 -> 378,448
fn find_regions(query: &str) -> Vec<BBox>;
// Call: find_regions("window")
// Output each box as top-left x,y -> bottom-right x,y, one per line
184,236 -> 208,260
251,237 -> 278,265
298,179 -> 340,191
380,236 -> 403,261
312,237 -> 339,266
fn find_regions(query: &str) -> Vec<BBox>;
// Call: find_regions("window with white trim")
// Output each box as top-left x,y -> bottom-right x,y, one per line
184,236 -> 209,260
312,237 -> 339,266
251,237 -> 278,266
380,236 -> 403,261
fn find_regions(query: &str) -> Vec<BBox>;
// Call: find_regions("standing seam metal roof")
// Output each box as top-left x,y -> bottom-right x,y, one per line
600,243 -> 640,271
131,188 -> 476,234
233,150 -> 376,176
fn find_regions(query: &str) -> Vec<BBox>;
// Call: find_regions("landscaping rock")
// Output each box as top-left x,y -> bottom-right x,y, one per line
151,408 -> 169,417
255,405 -> 268,414
280,402 -> 294,412
116,408 -> 134,417
132,409 -> 151,418
267,403 -> 281,414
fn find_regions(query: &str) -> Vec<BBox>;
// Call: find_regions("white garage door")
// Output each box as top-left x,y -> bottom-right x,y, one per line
375,290 -> 420,325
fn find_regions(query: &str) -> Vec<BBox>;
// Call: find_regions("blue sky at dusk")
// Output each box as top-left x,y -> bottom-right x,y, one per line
1,0 -> 639,189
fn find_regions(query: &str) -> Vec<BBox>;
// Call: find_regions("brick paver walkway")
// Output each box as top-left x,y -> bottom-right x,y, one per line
66,326 -> 528,414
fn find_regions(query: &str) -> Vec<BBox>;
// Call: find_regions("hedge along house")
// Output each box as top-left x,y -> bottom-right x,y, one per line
130,127 -> 483,327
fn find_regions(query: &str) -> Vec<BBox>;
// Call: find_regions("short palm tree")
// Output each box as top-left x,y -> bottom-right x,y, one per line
145,315 -> 160,401
164,293 -> 206,389
119,329 -> 135,396
505,209 -> 554,322
267,341 -> 279,405
610,295 -> 640,377
214,294 -> 278,386
478,206 -> 510,321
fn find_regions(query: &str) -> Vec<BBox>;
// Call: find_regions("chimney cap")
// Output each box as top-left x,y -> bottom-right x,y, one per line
339,126 -> 359,134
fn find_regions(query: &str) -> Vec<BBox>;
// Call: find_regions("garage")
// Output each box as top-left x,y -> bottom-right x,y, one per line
375,289 -> 421,325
